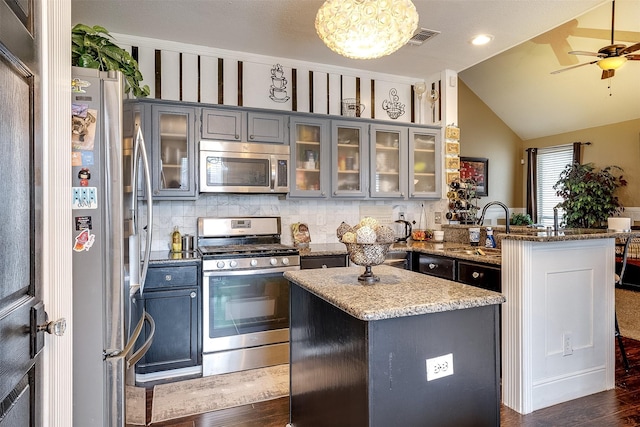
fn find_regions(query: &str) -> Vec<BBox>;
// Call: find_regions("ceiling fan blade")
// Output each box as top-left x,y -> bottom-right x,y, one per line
626,54 -> 640,60
568,50 -> 603,57
551,40 -> 579,65
601,69 -> 615,79
620,42 -> 640,55
550,60 -> 599,74
571,27 -> 640,43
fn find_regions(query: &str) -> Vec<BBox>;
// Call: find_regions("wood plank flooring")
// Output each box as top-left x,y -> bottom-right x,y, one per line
137,337 -> 640,427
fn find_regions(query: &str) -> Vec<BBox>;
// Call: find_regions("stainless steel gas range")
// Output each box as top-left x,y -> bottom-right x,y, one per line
197,217 -> 299,376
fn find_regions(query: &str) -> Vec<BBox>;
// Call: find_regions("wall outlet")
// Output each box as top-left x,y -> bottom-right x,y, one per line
434,211 -> 442,224
426,353 -> 454,381
563,332 -> 573,356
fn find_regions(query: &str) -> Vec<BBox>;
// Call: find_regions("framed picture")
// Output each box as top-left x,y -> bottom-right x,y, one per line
460,157 -> 488,196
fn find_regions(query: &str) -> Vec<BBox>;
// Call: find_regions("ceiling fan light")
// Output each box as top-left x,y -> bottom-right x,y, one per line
315,0 -> 419,59
597,56 -> 628,70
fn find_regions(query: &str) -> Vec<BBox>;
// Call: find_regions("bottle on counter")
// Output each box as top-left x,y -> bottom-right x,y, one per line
171,226 -> 182,253
485,227 -> 496,248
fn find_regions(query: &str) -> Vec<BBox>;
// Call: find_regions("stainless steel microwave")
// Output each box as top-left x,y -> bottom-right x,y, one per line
199,140 -> 290,193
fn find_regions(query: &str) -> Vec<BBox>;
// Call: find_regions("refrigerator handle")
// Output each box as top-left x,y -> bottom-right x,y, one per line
126,310 -> 155,369
133,126 -> 153,293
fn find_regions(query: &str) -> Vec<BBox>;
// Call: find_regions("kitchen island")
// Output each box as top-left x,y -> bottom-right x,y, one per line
284,265 -> 505,427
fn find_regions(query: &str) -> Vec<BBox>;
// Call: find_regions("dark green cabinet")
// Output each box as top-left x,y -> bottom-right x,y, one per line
135,263 -> 201,376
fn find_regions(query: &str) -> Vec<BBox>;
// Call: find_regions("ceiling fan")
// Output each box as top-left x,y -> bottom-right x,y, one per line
550,0 -> 640,79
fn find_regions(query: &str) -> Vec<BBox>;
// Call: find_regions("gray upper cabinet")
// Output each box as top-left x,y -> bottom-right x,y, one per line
370,123 -> 408,199
247,112 -> 288,143
331,120 -> 368,198
124,100 -> 198,200
289,116 -> 330,198
201,108 -> 243,141
408,128 -> 441,199
201,108 -> 288,144
151,104 -> 199,199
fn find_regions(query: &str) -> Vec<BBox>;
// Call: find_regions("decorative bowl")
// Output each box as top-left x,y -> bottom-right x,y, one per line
342,242 -> 392,284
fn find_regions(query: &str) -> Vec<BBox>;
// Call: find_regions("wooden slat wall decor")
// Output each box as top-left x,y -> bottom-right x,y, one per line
125,37 -> 442,124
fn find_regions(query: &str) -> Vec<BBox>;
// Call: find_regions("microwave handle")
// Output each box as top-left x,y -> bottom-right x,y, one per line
270,156 -> 276,190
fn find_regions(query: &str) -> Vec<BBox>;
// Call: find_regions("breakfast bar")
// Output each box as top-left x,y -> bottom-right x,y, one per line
285,265 -> 505,427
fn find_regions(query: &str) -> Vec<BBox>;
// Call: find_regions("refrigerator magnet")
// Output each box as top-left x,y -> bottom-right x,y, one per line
72,187 -> 98,209
73,228 -> 95,252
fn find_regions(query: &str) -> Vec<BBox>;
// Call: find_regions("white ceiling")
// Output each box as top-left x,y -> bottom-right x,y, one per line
71,0 -> 640,140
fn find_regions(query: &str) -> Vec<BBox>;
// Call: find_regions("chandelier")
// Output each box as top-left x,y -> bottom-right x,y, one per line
315,0 -> 419,60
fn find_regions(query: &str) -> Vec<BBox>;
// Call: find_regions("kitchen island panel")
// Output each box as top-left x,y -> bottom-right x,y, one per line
290,282 -> 501,427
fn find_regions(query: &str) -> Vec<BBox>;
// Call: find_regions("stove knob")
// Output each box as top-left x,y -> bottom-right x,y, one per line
270,258 -> 278,266
216,261 -> 225,269
282,257 -> 290,265
250,259 -> 258,267
229,260 -> 238,268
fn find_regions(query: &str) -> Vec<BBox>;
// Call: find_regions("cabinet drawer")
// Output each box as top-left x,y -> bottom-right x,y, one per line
415,254 -> 455,280
145,265 -> 199,289
457,261 -> 501,292
301,255 -> 348,269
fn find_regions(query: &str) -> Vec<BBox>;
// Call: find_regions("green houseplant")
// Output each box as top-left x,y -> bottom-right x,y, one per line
553,162 -> 627,228
510,213 -> 533,226
72,24 -> 150,97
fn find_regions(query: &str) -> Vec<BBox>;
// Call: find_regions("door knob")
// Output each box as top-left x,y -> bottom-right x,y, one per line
38,318 -> 67,336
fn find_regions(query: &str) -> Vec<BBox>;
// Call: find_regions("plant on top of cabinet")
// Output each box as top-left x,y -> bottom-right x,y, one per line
553,162 -> 627,228
72,24 -> 150,97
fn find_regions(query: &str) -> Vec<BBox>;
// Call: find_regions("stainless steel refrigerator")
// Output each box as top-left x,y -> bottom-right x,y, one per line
71,66 -> 154,426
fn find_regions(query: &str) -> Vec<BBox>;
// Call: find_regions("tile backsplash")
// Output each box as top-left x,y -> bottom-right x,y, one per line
140,195 -> 448,252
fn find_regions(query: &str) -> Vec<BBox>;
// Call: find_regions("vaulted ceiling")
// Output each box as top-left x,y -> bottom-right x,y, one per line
72,0 -> 640,140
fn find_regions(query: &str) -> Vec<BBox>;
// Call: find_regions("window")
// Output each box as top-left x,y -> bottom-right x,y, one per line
536,145 -> 574,226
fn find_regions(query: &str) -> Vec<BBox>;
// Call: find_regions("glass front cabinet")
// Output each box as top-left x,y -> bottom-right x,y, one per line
409,128 -> 441,199
289,117 -> 330,198
151,105 -> 198,199
370,124 -> 408,199
331,121 -> 368,198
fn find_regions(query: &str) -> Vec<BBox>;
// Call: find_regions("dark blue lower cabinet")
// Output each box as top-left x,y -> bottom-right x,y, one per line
135,285 -> 201,374
289,284 -> 501,427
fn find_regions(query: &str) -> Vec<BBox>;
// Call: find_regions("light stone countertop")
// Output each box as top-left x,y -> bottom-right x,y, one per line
284,264 -> 506,321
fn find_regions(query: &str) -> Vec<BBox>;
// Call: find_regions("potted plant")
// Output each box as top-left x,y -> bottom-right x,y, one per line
72,24 -> 150,97
510,213 -> 533,226
553,162 -> 627,228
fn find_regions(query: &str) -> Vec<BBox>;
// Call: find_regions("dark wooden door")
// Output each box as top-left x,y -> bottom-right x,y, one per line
0,1 -> 44,426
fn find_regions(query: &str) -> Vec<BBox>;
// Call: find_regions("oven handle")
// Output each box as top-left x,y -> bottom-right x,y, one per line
203,266 -> 300,277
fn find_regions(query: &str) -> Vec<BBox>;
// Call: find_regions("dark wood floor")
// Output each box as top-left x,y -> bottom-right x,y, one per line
139,337 -> 640,427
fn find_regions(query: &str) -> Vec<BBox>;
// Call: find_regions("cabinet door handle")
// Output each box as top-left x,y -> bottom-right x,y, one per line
321,264 -> 328,268
165,274 -> 172,281
190,291 -> 196,298
429,263 -> 436,269
249,134 -> 254,140
472,272 -> 480,279
235,134 -> 240,139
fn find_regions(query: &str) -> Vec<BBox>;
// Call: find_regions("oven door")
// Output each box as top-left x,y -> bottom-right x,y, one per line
202,267 -> 294,353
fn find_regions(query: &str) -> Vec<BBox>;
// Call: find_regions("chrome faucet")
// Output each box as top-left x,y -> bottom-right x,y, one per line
478,201 -> 510,234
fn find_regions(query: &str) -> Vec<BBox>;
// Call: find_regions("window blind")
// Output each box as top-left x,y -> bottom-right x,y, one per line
536,145 -> 573,226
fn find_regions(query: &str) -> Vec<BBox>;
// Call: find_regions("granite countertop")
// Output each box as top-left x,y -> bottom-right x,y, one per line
149,250 -> 200,265
284,264 -> 506,321
300,241 -> 503,265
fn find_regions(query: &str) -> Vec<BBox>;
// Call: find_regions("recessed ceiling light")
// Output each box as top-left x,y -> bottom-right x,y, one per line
470,34 -> 494,46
